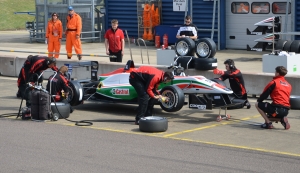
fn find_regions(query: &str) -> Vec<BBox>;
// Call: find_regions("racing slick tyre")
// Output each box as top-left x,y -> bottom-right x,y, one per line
196,38 -> 217,58
194,57 -> 217,71
283,40 -> 293,52
159,85 -> 185,112
290,40 -> 300,53
275,39 -> 287,50
68,81 -> 83,106
175,37 -> 196,56
139,116 -> 168,132
290,95 -> 300,110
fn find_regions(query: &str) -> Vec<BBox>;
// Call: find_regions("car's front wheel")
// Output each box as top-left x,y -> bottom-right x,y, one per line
159,85 -> 185,112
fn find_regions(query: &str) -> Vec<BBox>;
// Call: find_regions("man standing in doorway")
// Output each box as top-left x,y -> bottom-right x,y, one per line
65,6 -> 82,60
104,19 -> 125,62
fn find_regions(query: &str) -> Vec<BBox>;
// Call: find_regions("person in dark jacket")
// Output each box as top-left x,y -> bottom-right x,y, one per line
17,55 -> 58,107
213,59 -> 251,109
129,66 -> 174,125
46,65 -> 70,102
176,15 -> 198,40
255,66 -> 292,129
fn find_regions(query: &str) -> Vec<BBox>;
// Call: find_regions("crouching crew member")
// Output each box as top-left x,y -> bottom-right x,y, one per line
17,55 -> 58,107
46,65 -> 74,113
129,66 -> 174,125
255,66 -> 292,129
46,65 -> 70,102
213,59 -> 251,109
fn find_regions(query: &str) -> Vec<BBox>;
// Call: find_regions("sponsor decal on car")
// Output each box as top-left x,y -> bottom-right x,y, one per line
111,88 -> 130,95
189,104 -> 206,110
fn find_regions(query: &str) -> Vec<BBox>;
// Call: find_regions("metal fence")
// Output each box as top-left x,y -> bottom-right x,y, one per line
29,0 -> 105,43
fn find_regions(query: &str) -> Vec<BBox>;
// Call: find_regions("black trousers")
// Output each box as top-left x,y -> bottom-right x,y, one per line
129,77 -> 155,121
109,50 -> 122,62
232,92 -> 250,107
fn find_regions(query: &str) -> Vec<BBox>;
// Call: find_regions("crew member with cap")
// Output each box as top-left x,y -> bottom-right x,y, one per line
46,12 -> 63,58
213,59 -> 251,109
129,66 -> 174,125
17,55 -> 58,107
65,6 -> 82,60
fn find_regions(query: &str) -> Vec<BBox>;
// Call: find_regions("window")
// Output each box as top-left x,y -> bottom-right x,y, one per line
251,2 -> 270,14
272,2 -> 291,14
231,2 -> 249,14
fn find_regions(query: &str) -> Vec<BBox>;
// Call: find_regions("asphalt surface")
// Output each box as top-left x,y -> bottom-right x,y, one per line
1,77 -> 300,173
1,31 -> 300,172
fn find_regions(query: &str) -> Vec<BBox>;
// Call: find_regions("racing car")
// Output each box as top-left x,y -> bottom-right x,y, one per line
67,60 -> 246,115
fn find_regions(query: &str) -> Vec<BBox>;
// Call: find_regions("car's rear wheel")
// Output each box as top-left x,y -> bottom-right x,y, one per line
159,85 -> 185,112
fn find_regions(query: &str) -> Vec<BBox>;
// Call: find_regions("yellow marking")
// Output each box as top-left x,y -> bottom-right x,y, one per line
90,54 -> 94,56
163,115 -> 261,137
167,137 -> 300,157
5,115 -> 300,157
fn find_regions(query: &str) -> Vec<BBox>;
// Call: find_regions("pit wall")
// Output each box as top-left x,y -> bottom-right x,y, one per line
1,55 -> 299,95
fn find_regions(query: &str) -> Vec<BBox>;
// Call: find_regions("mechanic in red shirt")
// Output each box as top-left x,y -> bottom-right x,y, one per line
129,66 -> 174,125
213,59 -> 251,109
104,19 -> 125,62
255,66 -> 292,129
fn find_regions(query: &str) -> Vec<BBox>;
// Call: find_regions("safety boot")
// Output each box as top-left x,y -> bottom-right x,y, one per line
77,54 -> 82,60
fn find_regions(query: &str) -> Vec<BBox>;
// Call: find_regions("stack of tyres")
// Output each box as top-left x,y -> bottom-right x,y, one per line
31,89 -> 51,120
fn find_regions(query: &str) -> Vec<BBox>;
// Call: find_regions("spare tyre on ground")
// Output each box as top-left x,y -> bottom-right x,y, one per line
139,116 -> 168,132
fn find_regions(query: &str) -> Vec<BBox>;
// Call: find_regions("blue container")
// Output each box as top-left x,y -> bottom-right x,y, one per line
154,25 -> 181,45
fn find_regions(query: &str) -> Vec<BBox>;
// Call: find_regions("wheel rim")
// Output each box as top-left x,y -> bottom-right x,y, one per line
161,89 -> 176,109
197,42 -> 209,57
67,86 -> 74,103
176,41 -> 189,56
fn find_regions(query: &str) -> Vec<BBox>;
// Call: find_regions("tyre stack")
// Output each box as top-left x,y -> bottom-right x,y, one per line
276,39 -> 300,53
174,37 -> 217,70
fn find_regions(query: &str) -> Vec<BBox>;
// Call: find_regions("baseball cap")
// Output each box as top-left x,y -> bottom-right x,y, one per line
68,6 -> 74,11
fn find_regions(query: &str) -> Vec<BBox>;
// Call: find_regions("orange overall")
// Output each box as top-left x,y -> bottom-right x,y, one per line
46,19 -> 63,58
65,13 -> 82,58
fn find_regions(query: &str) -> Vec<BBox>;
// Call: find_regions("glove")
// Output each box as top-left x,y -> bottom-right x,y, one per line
213,68 -> 224,75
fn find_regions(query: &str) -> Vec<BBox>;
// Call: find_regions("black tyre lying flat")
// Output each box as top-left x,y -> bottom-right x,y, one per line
194,57 -> 217,70
290,95 -> 300,110
139,116 -> 168,132
159,85 -> 185,112
196,38 -> 217,58
68,81 -> 84,106
175,37 -> 195,56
